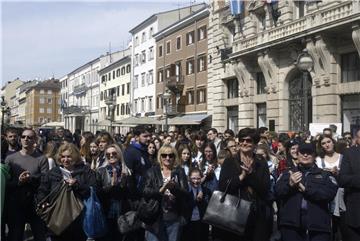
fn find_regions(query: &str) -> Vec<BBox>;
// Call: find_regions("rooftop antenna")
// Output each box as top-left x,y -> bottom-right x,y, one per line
109,42 -> 112,63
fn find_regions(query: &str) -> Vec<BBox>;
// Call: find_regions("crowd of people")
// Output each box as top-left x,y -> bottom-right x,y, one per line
1,124 -> 360,241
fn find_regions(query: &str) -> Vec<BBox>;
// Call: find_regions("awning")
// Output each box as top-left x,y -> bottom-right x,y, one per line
115,116 -> 163,126
96,119 -> 123,127
41,121 -> 65,127
168,114 -> 209,125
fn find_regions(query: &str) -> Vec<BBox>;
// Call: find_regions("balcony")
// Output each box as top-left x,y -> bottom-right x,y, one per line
73,83 -> 88,96
166,103 -> 185,116
231,1 -> 359,57
166,76 -> 185,94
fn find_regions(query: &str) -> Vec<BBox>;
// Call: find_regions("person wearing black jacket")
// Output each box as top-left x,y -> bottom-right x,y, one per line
142,145 -> 190,241
338,129 -> 360,241
215,128 -> 272,241
275,143 -> 338,241
37,143 -> 96,241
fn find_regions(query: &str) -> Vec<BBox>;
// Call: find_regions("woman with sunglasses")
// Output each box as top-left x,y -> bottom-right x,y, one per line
96,144 -> 133,241
215,128 -> 272,241
37,143 -> 97,241
143,145 -> 190,241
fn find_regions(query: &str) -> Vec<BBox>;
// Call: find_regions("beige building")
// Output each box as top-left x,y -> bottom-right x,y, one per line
208,0 -> 360,133
154,6 -> 210,128
25,79 -> 61,127
99,49 -> 132,134
1,78 -> 23,128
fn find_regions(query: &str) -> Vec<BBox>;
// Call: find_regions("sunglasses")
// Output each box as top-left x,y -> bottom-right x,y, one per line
21,135 -> 34,140
239,138 -> 253,144
190,177 -> 201,180
105,152 -> 118,158
161,153 -> 175,158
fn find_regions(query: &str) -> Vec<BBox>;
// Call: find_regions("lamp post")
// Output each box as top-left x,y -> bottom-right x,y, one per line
105,94 -> 116,134
296,49 -> 314,131
1,96 -> 10,132
163,90 -> 171,133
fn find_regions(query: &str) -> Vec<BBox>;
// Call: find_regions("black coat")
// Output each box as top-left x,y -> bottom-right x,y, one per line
188,185 -> 211,220
142,165 -> 191,221
275,165 -> 338,232
338,145 -> 360,228
216,154 -> 271,241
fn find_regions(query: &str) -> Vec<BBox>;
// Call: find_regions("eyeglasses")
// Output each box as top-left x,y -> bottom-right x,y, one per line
239,138 -> 253,144
190,177 -> 201,180
160,153 -> 175,158
105,152 -> 118,158
21,135 -> 34,140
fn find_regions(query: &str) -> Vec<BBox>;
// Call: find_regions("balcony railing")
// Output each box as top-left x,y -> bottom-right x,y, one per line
73,83 -> 88,96
232,1 -> 359,56
166,103 -> 185,116
166,76 -> 185,94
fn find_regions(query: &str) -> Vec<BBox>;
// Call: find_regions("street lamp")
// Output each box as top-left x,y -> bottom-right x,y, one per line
163,90 -> 171,132
296,48 -> 314,131
105,94 -> 116,134
1,96 -> 10,132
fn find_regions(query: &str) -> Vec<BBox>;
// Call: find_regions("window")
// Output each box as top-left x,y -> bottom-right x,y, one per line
126,64 -> 131,73
47,108 -> 52,114
40,89 -> 45,94
187,91 -> 194,104
113,71 -> 116,79
158,70 -> 163,83
227,78 -> 239,98
148,97 -> 153,111
175,63 -> 181,81
40,108 -> 44,113
127,83 -> 130,94
257,103 -> 267,128
47,98 -> 52,104
149,27 -> 153,37
116,104 -> 120,116
148,70 -> 154,84
186,31 -> 195,45
47,90 -> 52,94
40,97 -> 45,104
134,75 -> 139,89
122,84 -> 125,95
198,26 -> 207,40
142,32 -> 146,43
141,73 -> 146,87
341,52 -> 360,83
135,54 -> 139,66
100,91 -> 103,100
135,36 -> 139,46
108,72 -> 111,81
176,36 -> 181,50
197,89 -> 206,103
186,59 -> 194,75
165,68 -> 171,79
126,103 -> 130,114
141,51 -> 146,64
101,75 -> 106,83
149,47 -> 154,60
166,41 -> 171,54
296,0 -> 305,18
121,67 -> 126,75
141,99 -> 145,112
121,104 -> 125,115
116,69 -> 121,77
159,45 -> 163,57
157,95 -> 163,109
256,72 -> 266,94
117,86 -> 120,96
134,100 -> 138,113
198,55 -> 207,72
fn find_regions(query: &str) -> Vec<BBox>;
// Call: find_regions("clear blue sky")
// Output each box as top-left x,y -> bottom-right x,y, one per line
1,0 -> 207,85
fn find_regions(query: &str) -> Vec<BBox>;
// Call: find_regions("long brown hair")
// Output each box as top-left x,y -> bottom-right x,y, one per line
56,143 -> 82,167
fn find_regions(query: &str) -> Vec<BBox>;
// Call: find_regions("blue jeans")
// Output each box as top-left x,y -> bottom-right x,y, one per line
145,220 -> 181,241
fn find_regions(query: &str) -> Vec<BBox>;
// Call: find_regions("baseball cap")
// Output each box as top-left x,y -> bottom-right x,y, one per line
298,143 -> 316,155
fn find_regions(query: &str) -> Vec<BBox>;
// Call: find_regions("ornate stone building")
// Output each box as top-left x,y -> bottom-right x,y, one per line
208,0 -> 360,133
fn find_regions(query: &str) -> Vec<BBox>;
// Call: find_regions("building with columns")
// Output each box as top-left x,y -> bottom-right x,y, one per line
208,0 -> 360,133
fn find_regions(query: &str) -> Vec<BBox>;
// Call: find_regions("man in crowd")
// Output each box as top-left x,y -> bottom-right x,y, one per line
5,128 -> 48,241
207,128 -> 222,154
3,128 -> 20,161
339,129 -> 360,241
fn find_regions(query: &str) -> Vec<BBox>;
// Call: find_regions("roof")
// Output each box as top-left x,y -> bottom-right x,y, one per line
25,79 -> 61,93
154,6 -> 209,40
98,56 -> 131,74
68,57 -> 100,76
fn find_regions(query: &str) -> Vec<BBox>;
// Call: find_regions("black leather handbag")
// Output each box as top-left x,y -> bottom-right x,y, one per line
137,198 -> 160,225
203,179 -> 252,235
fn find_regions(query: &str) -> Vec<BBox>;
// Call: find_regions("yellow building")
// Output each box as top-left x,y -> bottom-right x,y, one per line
25,79 -> 61,127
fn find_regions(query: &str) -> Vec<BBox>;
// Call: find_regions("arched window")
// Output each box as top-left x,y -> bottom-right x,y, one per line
126,64 -> 131,73
121,104 -> 125,115
121,67 -> 126,75
116,69 -> 121,77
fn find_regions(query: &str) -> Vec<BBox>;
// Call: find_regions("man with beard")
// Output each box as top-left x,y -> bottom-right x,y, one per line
5,128 -> 48,241
2,128 -> 20,161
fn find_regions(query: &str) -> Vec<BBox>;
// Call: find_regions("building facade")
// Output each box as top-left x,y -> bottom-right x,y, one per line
99,48 -> 132,134
1,78 -> 23,127
129,4 -> 206,118
208,0 -> 360,133
154,6 -> 209,127
25,79 -> 61,127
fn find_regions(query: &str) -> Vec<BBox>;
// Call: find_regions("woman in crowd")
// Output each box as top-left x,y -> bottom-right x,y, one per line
79,131 -> 95,164
43,141 -> 59,170
275,143 -> 338,241
143,145 -> 190,241
198,142 -> 220,193
96,144 -> 134,241
316,135 -> 347,240
278,139 -> 300,175
89,140 -> 100,170
94,132 -> 114,169
224,138 -> 238,158
216,128 -> 272,241
191,131 -> 206,167
37,143 -> 96,241
153,137 -> 162,151
256,143 -> 278,178
148,141 -> 158,166
178,144 -> 192,176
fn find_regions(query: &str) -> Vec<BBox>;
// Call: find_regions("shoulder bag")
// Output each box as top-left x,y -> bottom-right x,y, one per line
203,179 -> 252,235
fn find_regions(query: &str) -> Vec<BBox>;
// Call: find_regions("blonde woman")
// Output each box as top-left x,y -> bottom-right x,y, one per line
143,145 -> 190,241
37,143 -> 96,241
96,144 -> 134,241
